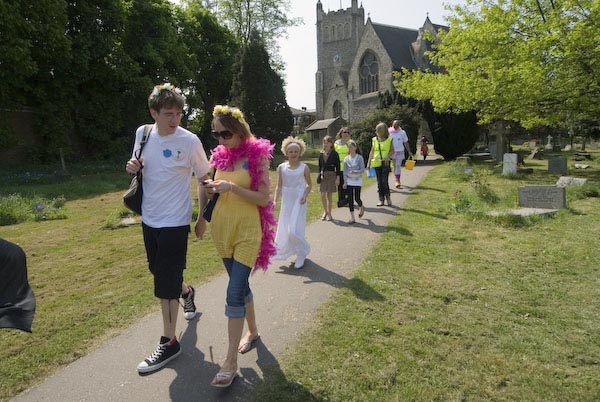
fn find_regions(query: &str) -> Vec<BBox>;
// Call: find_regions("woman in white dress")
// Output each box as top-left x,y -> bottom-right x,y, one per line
273,137 -> 312,268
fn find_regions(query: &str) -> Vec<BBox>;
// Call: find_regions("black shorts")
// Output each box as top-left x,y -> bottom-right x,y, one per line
142,223 -> 189,299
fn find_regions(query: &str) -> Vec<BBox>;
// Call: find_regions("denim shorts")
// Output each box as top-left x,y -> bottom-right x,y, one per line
142,223 -> 189,299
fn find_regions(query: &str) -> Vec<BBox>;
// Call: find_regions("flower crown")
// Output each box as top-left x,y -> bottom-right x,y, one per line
151,83 -> 184,98
213,105 -> 251,133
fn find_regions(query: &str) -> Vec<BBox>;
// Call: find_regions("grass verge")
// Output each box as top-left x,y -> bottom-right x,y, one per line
249,152 -> 600,401
1,150 -> 367,401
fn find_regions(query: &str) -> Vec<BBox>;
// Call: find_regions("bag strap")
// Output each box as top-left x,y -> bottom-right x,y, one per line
136,124 -> 152,160
377,138 -> 384,160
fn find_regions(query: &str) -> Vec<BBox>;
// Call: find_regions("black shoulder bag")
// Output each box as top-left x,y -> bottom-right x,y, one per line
123,125 -> 152,215
201,169 -> 219,222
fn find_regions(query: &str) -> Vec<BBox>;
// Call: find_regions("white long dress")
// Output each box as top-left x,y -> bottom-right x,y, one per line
273,162 -> 311,261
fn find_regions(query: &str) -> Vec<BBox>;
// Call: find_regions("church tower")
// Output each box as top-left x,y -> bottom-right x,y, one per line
315,0 -> 364,120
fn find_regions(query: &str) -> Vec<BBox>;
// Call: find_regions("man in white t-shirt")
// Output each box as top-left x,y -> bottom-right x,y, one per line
388,120 -> 413,188
125,83 -> 210,374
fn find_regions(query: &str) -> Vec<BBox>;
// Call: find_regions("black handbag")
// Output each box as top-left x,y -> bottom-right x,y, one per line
123,125 -> 152,215
202,169 -> 218,222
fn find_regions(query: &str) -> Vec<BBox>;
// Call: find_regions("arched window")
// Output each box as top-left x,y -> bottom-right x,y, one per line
331,25 -> 335,40
333,100 -> 342,118
344,23 -> 350,38
337,24 -> 343,39
323,26 -> 329,42
359,51 -> 379,94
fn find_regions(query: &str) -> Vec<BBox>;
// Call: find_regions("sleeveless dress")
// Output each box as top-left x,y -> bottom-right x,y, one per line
273,163 -> 310,261
211,166 -> 262,269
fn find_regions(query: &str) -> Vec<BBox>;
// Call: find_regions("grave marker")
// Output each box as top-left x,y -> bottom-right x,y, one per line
518,186 -> 566,209
548,156 -> 567,175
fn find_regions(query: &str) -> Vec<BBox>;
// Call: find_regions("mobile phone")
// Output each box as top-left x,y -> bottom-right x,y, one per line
202,180 -> 211,185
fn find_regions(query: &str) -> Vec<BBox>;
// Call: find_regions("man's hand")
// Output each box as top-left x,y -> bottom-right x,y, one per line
126,158 -> 143,174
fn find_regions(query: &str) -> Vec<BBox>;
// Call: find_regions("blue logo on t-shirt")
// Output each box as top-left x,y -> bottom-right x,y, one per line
163,149 -> 172,158
242,160 -> 249,170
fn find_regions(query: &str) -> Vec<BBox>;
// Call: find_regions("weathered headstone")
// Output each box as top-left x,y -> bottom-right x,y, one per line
545,135 -> 553,150
502,153 -> 518,175
548,156 -> 567,174
589,141 -> 598,151
563,144 -> 572,151
518,186 -> 566,209
456,156 -> 472,165
556,176 -> 587,187
528,148 -> 540,160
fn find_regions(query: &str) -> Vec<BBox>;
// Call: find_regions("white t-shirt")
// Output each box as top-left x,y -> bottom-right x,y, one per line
131,124 -> 210,228
389,127 -> 409,157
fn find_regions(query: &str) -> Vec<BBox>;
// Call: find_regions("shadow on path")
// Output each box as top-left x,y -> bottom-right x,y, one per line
275,260 -> 385,302
168,313 -> 225,402
236,340 -> 323,402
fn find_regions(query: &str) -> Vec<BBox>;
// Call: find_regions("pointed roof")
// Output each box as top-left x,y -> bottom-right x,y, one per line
371,23 -> 419,70
305,117 -> 342,131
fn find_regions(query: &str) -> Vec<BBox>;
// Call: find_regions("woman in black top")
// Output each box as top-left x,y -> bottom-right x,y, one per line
318,135 -> 340,221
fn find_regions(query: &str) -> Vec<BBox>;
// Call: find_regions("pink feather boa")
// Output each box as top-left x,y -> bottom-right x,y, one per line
209,137 -> 276,272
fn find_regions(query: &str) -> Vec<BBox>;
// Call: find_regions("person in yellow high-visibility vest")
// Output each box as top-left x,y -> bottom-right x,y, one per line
334,127 -> 351,207
366,122 -> 395,206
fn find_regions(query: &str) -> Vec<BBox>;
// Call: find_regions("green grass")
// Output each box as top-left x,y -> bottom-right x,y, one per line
4,149 -> 597,401
249,150 -> 600,402
0,150 -> 358,401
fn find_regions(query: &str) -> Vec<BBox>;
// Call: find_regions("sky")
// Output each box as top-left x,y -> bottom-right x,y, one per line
279,0 -> 462,110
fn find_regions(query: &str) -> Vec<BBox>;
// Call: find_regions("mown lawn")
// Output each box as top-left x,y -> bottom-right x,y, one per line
2,149 -> 599,401
0,149 -> 370,401
249,150 -> 600,402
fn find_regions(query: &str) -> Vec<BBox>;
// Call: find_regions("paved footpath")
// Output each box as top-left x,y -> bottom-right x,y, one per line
12,159 -> 439,402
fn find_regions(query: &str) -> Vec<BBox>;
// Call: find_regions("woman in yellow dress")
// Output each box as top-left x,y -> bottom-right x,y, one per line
195,105 -> 276,387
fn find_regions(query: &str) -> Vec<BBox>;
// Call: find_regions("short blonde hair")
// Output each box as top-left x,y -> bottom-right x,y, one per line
281,136 -> 306,156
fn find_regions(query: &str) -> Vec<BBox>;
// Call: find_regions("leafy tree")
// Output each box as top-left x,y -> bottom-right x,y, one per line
0,1 -> 37,108
395,0 -> 600,130
176,1 -> 239,145
419,101 -> 480,160
121,0 -> 191,136
66,0 -> 129,158
217,0 -> 301,67
229,30 -> 292,144
22,0 -> 73,162
349,104 -> 420,158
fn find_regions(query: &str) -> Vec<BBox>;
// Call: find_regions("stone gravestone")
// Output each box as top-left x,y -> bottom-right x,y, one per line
590,141 -> 598,151
548,156 -> 567,175
528,148 -> 540,160
556,176 -> 587,187
563,144 -> 572,151
456,156 -> 472,165
544,135 -> 553,150
518,186 -> 566,209
502,153 -> 518,175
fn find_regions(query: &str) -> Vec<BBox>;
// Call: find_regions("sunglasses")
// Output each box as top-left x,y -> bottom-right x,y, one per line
211,129 -> 234,140
343,131 -> 350,133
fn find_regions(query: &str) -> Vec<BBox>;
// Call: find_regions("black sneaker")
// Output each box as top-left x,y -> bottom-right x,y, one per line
182,286 -> 197,320
137,336 -> 181,374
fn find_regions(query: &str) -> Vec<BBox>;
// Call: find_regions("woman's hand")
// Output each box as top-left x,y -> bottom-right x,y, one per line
203,179 -> 232,195
194,219 -> 206,239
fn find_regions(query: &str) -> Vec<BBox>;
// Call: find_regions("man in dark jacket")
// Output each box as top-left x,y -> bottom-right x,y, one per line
0,238 -> 36,332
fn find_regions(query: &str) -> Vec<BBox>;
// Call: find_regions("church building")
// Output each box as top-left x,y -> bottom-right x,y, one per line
309,0 -> 446,141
